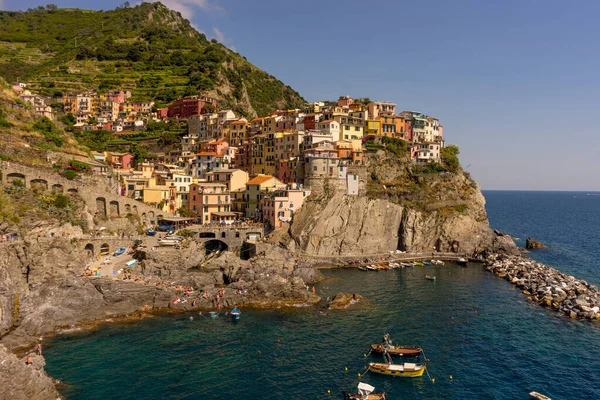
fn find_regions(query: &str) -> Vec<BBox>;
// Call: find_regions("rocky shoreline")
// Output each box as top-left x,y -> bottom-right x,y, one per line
486,253 -> 600,320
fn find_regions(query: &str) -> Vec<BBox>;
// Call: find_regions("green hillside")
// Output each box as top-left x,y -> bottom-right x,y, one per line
0,2 -> 305,116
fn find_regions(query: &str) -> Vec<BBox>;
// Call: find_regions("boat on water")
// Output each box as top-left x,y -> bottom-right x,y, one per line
209,311 -> 219,318
457,257 -> 468,266
113,246 -> 126,256
346,382 -> 385,400
370,334 -> 422,357
425,275 -> 436,281
358,266 -> 367,271
422,261 -> 432,266
370,344 -> 423,357
231,307 -> 241,320
413,261 -> 425,267
431,259 -> 444,265
368,362 -> 426,377
145,229 -> 157,236
529,392 -> 551,400
366,265 -> 378,271
400,262 -> 413,268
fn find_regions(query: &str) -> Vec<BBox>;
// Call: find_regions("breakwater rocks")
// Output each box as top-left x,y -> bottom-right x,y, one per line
486,254 -> 600,320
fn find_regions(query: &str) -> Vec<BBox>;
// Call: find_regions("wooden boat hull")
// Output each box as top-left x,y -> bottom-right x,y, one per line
347,393 -> 385,400
368,362 -> 425,377
370,344 -> 422,357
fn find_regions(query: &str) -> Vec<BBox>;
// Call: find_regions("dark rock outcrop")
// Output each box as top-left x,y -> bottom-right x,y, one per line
526,237 -> 546,249
328,292 -> 364,309
0,345 -> 61,400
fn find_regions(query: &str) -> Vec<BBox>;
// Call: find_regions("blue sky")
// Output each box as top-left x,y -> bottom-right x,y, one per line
2,0 -> 600,190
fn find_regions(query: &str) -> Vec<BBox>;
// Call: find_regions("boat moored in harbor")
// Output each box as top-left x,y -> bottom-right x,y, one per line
346,382 -> 385,400
367,362 -> 426,377
231,307 -> 241,320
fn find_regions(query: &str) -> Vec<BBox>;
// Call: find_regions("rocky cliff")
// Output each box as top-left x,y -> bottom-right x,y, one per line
290,150 -> 517,257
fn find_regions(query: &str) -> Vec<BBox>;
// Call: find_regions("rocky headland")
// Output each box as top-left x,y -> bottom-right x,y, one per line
486,253 -> 600,320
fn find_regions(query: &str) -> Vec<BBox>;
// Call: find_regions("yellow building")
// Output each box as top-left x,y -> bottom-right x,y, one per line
365,119 -> 381,137
205,168 -> 249,192
222,118 -> 249,147
245,174 -> 284,218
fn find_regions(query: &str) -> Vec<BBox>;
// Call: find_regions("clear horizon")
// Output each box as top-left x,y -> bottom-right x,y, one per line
2,0 -> 599,191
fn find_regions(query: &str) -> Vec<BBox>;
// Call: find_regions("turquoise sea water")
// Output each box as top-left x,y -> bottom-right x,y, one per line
43,191 -> 600,399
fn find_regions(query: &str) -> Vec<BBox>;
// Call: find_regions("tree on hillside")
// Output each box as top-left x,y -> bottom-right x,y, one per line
441,144 -> 461,173
201,103 -> 216,114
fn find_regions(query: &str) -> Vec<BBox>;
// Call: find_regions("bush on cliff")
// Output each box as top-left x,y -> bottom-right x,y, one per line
441,145 -> 461,173
0,192 -> 20,225
33,117 -> 64,147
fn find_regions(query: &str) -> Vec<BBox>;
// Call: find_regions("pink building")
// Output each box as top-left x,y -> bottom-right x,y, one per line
337,96 -> 354,107
261,187 -> 311,229
107,152 -> 134,169
205,138 -> 229,156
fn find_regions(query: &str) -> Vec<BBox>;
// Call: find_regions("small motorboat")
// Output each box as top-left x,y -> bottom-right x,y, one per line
358,266 -> 367,271
209,311 -> 219,319
113,246 -> 126,256
425,275 -> 436,281
422,261 -> 432,266
529,392 -> 551,400
366,265 -> 378,271
413,261 -> 425,267
457,257 -> 468,266
368,362 -> 426,377
400,262 -> 413,268
145,229 -> 157,236
370,344 -> 423,357
231,307 -> 241,320
346,382 -> 385,400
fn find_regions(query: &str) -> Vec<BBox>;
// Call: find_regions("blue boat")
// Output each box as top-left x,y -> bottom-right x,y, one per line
231,307 -> 241,320
145,229 -> 157,236
113,246 -> 127,256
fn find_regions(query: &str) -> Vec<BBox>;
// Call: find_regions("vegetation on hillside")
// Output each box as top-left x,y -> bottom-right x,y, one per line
2,179 -> 87,231
0,2 -> 305,116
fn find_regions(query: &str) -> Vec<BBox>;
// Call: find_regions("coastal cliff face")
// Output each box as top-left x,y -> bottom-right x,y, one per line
290,152 -> 517,256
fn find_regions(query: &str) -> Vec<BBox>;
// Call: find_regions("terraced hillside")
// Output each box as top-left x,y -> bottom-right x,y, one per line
0,2 -> 305,116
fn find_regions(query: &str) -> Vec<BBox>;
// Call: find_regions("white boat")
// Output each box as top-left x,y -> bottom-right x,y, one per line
347,382 -> 385,400
529,392 -> 551,400
457,257 -> 468,266
366,265 -> 378,271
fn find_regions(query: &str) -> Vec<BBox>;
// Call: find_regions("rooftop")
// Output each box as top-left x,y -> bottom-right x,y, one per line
247,175 -> 274,185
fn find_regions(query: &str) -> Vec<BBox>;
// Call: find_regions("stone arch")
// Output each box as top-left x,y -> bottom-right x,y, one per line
67,188 -> 78,194
132,205 -> 138,214
235,231 -> 240,238
52,183 -> 64,192
96,197 -> 107,218
109,200 -> 120,216
148,211 -> 155,219
158,214 -> 164,219
142,212 -> 147,223
221,231 -> 226,239
204,239 -> 228,254
100,243 -> 110,255
7,172 -> 26,185
30,179 -> 48,189
84,243 -> 95,258
124,204 -> 131,213
199,232 -> 216,239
